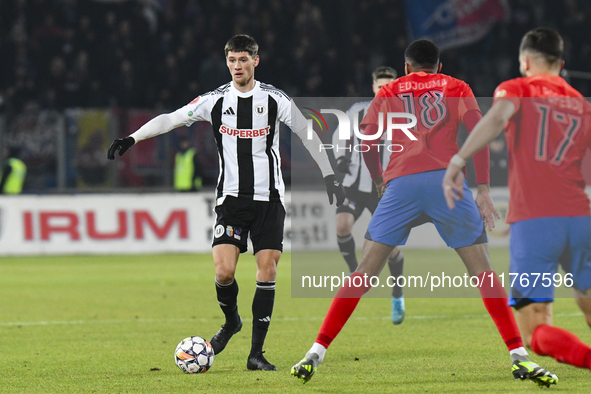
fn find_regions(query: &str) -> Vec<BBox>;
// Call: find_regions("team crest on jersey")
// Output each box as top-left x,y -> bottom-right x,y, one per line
226,226 -> 234,237
214,224 -> 224,238
495,89 -> 507,98
254,104 -> 267,116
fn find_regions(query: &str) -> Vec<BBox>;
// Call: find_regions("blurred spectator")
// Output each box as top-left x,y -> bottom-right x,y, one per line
174,136 -> 202,192
0,147 -> 27,194
6,103 -> 59,190
1,0 -> 591,116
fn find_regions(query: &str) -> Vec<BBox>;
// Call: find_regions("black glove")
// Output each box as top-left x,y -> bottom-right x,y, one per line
336,157 -> 351,174
107,137 -> 135,160
324,174 -> 346,206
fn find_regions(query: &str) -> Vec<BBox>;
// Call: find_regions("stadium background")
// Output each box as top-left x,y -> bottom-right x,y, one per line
2,2 -> 591,392
2,0 -> 591,193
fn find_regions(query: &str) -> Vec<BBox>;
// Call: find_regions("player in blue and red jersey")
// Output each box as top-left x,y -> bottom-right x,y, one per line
292,39 -> 557,387
443,27 -> 591,373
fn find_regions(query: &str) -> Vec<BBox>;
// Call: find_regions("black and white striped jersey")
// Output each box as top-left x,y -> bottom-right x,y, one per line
332,101 -> 391,193
130,80 -> 333,205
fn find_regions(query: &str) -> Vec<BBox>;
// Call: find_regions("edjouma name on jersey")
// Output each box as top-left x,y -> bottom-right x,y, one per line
398,79 -> 448,92
220,125 -> 271,138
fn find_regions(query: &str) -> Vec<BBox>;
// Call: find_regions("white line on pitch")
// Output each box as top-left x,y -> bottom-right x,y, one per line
0,312 -> 582,327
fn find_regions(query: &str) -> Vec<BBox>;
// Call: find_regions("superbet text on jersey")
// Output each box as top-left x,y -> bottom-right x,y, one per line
177,81 -> 298,205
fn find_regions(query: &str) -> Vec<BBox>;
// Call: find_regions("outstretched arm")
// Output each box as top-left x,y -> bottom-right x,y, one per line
290,102 -> 344,205
443,99 -> 516,216
292,123 -> 345,206
457,101 -> 515,165
129,110 -> 187,142
291,123 -> 334,178
108,108 -> 189,159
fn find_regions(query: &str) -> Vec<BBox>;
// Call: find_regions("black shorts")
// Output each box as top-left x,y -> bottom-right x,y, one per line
212,196 -> 286,254
336,187 -> 379,220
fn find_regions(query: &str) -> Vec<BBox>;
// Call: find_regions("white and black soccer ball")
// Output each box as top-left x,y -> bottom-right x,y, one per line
174,336 -> 214,374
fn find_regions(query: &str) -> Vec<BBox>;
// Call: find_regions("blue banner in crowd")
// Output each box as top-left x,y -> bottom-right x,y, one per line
404,0 -> 507,50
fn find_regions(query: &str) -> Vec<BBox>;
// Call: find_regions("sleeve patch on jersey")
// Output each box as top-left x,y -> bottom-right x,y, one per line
494,89 -> 507,98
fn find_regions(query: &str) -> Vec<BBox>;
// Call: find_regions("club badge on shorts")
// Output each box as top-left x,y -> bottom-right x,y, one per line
214,224 -> 224,238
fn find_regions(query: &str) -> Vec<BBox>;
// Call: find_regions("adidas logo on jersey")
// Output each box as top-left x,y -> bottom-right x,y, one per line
223,107 -> 235,115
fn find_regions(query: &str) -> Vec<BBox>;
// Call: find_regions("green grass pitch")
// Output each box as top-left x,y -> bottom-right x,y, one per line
0,248 -> 589,393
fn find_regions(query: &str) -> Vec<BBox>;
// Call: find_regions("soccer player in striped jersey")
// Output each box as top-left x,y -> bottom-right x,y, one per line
444,27 -> 591,374
292,39 -> 557,387
108,35 -> 345,371
332,66 -> 406,324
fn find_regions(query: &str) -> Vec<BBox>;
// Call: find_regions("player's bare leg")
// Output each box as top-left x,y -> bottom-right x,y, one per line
520,289 -> 591,371
337,212 -> 405,323
292,240 -> 394,383
213,244 -> 240,283
515,302 -> 553,348
356,239 -> 393,276
454,242 -> 492,277
455,243 -> 558,387
210,244 -> 243,356
247,249 -> 281,371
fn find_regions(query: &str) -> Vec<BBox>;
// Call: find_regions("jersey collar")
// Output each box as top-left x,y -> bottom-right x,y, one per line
409,71 -> 434,77
230,80 -> 260,97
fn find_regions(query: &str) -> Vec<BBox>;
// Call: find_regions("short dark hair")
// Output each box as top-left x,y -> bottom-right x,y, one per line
372,66 -> 397,81
404,39 -> 440,70
519,27 -> 563,66
224,34 -> 259,57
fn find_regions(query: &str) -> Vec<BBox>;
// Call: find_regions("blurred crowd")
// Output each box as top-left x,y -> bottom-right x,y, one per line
2,0 -> 591,119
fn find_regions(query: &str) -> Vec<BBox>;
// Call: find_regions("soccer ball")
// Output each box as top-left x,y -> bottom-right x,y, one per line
174,336 -> 214,374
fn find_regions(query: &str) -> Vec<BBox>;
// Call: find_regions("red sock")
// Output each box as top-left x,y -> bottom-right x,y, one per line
477,271 -> 524,351
316,273 -> 369,348
531,324 -> 591,369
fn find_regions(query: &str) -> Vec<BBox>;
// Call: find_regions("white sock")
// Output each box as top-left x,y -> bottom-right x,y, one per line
310,342 -> 327,362
509,347 -> 529,358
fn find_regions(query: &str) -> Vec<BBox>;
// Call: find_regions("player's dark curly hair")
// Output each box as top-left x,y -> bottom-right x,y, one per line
372,66 -> 397,81
520,27 -> 563,66
404,39 -> 440,70
224,34 -> 259,57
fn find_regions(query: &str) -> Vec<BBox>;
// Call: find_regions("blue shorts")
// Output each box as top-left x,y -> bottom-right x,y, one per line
509,216 -> 591,308
365,170 -> 486,248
